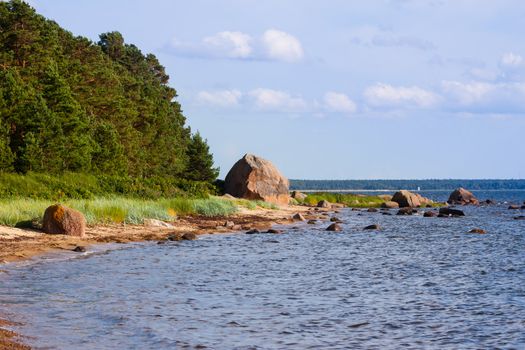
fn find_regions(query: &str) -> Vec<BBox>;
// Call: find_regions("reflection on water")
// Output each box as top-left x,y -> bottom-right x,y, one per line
1,191 -> 524,349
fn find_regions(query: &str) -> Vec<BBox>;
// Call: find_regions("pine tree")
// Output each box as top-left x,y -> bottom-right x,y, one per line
185,132 -> 219,183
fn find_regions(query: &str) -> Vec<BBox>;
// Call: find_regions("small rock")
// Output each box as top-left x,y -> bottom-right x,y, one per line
508,205 -> 520,210
513,216 -> 525,220
167,233 -> 181,241
224,221 -> 235,228
330,217 -> 340,222
307,219 -> 317,224
397,207 -> 414,216
144,218 -> 174,228
326,223 -> 342,232
182,233 -> 197,240
382,212 -> 392,216
292,213 -> 306,221
381,201 -> 399,209
439,207 -> 465,217
521,205 -> 525,210
232,225 -> 242,230
317,200 -> 331,208
245,229 -> 260,234
367,208 -> 378,213
423,211 -> 436,217
72,246 -> 86,252
468,228 -> 486,234
485,199 -> 495,205
351,208 -> 360,211
364,224 -> 381,230
266,229 -> 283,234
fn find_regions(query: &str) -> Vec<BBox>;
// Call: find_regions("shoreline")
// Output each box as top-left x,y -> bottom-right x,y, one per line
0,204 -> 331,349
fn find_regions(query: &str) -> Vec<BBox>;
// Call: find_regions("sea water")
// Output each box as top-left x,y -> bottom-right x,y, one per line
1,190 -> 524,349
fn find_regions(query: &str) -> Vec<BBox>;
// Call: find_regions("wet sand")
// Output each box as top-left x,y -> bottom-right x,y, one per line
0,205 -> 324,349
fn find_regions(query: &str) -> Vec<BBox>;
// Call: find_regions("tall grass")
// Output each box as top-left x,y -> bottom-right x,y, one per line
299,192 -> 385,208
0,196 -> 239,227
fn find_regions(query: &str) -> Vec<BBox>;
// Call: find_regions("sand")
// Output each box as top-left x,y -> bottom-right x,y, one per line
0,204 -> 333,349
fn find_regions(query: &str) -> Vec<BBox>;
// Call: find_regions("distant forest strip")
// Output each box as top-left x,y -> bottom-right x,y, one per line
290,179 -> 525,191
0,1 -> 218,195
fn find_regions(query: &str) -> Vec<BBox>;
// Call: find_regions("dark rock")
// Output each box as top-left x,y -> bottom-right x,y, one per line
351,208 -> 360,211
43,204 -> 86,237
514,216 -> 525,220
485,199 -> 495,205
382,212 -> 392,216
439,207 -> 465,217
447,188 -> 479,205
330,217 -> 340,222
167,233 -> 181,241
367,208 -> 378,213
423,211 -> 436,217
364,224 -> 381,230
292,213 -> 306,221
307,220 -> 317,225
326,223 -> 342,232
182,233 -> 197,240
468,228 -> 486,234
266,229 -> 283,234
522,205 -> 525,210
397,207 -> 414,216
72,246 -> 86,252
381,201 -> 399,209
224,154 -> 289,205
245,229 -> 260,234
508,205 -> 520,210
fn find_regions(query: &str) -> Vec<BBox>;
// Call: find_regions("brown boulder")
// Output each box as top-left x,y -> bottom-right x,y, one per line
317,200 -> 331,208
447,188 -> 479,205
381,201 -> 399,209
326,223 -> 342,232
290,191 -> 307,201
43,204 -> 86,237
468,228 -> 486,234
392,190 -> 433,208
224,154 -> 289,205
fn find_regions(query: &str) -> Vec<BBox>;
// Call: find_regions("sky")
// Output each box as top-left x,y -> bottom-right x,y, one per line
28,0 -> 525,179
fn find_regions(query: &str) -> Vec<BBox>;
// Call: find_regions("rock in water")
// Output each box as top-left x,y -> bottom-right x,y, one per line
423,211 -> 436,217
447,188 -> 479,205
468,228 -> 486,234
364,224 -> 381,230
326,223 -> 342,231
439,207 -> 465,217
43,204 -> 86,237
224,154 -> 289,205
508,205 -> 520,210
292,213 -> 306,221
392,190 -> 433,208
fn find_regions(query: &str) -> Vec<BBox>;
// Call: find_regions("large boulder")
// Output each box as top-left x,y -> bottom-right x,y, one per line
391,190 -> 433,208
43,204 -> 86,237
224,154 -> 290,205
447,188 -> 479,205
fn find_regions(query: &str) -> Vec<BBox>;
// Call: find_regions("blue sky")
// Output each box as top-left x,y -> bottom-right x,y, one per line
30,0 -> 525,179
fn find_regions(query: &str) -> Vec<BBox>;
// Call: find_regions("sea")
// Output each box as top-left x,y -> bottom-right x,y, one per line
1,188 -> 524,349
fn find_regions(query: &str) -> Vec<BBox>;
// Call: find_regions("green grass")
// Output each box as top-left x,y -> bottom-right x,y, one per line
299,192 -> 386,208
0,196 -> 239,227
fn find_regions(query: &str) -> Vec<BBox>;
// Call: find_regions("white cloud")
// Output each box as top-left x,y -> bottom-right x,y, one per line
202,31 -> 252,58
169,29 -> 303,63
261,29 -> 304,62
248,88 -> 307,112
364,83 -> 439,108
196,90 -> 242,107
323,92 -> 357,113
441,81 -> 495,105
500,52 -> 523,67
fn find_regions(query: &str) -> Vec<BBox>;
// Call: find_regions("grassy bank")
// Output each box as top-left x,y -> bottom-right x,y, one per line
0,197 -> 243,227
298,192 -> 386,208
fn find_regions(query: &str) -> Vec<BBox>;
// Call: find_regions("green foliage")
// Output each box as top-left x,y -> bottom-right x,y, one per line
0,1 -> 218,183
300,192 -> 385,208
0,172 -> 216,199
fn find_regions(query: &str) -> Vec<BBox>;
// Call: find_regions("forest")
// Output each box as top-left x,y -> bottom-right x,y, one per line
0,0 -> 218,197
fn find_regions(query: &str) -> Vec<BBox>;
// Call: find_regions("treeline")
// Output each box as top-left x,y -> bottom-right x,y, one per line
0,1 -> 218,186
290,179 -> 525,191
